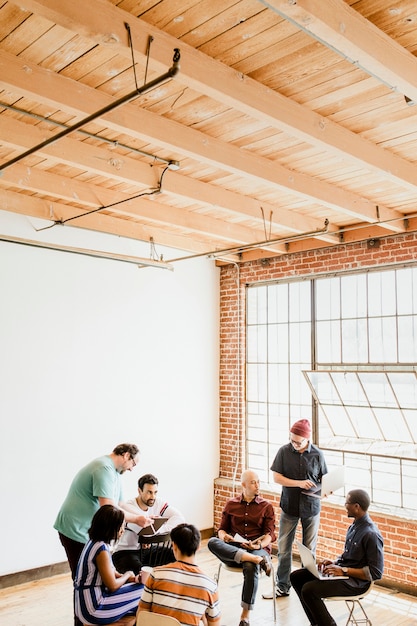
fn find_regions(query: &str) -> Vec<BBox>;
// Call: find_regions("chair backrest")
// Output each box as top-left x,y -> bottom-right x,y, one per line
138,532 -> 173,567
136,611 -> 181,626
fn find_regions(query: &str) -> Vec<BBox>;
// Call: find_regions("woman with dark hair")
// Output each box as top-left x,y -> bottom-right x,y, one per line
74,504 -> 143,625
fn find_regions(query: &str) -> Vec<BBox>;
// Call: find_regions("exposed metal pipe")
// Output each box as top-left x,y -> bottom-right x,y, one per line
0,48 -> 181,173
0,101 -> 180,167
168,220 -> 330,263
0,233 -> 174,270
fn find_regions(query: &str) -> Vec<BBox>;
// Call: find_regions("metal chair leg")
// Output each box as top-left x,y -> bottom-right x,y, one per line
345,598 -> 372,626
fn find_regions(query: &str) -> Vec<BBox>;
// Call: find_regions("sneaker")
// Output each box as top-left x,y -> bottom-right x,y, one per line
238,620 -> 249,626
262,588 -> 290,599
259,555 -> 272,577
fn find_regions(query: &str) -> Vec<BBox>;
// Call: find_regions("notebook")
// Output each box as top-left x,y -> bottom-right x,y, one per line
297,541 -> 349,580
138,517 -> 169,537
302,466 -> 345,499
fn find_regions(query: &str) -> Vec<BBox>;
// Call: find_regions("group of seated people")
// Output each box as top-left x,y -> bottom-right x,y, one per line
74,470 -> 384,626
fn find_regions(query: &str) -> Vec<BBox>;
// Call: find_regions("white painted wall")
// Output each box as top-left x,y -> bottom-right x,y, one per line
0,211 -> 220,576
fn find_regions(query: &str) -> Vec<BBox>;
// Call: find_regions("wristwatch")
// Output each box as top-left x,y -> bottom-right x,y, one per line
341,566 -> 348,574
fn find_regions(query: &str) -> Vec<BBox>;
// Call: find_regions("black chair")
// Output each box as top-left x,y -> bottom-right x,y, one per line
138,532 -> 174,567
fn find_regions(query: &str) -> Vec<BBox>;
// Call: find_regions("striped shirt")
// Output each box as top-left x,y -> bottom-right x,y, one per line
74,540 -> 142,625
138,561 -> 220,626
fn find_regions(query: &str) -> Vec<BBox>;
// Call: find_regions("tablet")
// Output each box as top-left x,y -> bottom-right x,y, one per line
138,517 -> 169,537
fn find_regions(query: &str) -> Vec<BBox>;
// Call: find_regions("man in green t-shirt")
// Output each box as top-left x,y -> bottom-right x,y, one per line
54,442 -> 152,626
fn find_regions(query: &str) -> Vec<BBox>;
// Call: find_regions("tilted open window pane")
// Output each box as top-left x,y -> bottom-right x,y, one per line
304,370 -> 417,457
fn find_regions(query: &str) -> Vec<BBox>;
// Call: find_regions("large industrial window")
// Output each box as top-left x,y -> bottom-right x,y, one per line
246,266 -> 417,518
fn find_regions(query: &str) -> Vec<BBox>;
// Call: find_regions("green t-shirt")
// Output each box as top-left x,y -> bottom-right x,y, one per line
54,455 -> 123,543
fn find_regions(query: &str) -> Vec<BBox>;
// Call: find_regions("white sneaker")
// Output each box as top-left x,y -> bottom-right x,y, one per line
262,588 -> 289,599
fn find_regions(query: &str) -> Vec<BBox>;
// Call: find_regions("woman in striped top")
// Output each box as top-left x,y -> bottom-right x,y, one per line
74,504 -> 143,625
137,523 -> 221,626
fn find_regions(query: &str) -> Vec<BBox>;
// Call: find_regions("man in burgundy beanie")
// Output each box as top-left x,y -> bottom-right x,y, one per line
263,419 -> 328,599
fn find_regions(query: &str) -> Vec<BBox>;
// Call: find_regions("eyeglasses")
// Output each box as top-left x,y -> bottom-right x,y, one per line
290,437 -> 306,447
130,456 -> 137,467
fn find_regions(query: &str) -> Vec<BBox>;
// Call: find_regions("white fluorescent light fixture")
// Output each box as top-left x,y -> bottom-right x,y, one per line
0,234 -> 174,270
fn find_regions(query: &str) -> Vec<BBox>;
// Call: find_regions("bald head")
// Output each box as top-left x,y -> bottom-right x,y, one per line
241,470 -> 260,501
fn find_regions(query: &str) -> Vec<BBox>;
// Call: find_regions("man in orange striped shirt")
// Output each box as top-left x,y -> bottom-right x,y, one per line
137,523 -> 221,626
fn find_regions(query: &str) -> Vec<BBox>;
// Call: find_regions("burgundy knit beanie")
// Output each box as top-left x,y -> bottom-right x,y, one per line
290,419 -> 311,439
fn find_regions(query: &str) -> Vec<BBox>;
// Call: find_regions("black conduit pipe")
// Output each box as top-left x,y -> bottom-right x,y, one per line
0,48 -> 181,173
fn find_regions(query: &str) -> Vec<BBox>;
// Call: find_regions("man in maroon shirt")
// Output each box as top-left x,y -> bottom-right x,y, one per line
208,470 -> 276,626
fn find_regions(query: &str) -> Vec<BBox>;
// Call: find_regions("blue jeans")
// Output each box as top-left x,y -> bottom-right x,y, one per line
208,537 -> 267,611
277,511 -> 320,593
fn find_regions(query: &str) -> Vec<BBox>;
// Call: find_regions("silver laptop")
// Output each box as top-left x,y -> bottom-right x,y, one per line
297,542 -> 348,580
302,466 -> 345,499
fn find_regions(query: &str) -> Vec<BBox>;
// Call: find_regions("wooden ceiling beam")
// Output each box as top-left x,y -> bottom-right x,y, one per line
0,51 -> 403,232
0,114 -> 325,246
260,0 -> 417,104
12,0 -> 417,194
0,187 -> 224,255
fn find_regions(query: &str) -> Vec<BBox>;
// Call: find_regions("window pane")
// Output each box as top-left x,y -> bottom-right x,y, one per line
304,371 -> 339,404
289,281 -> 311,322
359,372 -> 397,408
268,323 -> 289,363
396,267 -> 417,315
372,457 -> 401,507
247,325 -> 267,362
368,270 -> 396,317
342,319 -> 368,362
275,283 -> 289,323
247,363 -> 267,402
348,406 -> 380,438
389,372 -> 417,409
316,276 -> 340,320
319,404 -> 356,438
341,274 -> 367,318
368,316 -> 397,363
316,320 -> 341,363
331,372 -> 368,406
398,316 -> 417,362
289,321 -> 311,362
401,410 -> 417,442
247,285 -> 267,324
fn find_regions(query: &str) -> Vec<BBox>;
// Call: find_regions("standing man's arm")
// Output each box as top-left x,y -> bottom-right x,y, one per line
96,496 -> 153,527
273,472 -> 315,491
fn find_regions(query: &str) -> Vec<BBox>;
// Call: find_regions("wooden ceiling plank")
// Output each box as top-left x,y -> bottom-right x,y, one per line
0,160 -> 287,249
260,0 -> 417,103
1,50 -> 399,233
2,47 -> 406,230
0,114 -> 336,242
13,0 -> 417,194
0,186 -> 216,255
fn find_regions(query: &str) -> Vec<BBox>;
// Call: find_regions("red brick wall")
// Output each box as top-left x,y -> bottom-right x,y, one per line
217,232 -> 417,593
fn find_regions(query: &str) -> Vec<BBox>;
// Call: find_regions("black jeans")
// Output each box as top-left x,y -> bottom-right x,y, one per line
112,546 -> 175,574
58,532 -> 85,626
290,568 -> 370,626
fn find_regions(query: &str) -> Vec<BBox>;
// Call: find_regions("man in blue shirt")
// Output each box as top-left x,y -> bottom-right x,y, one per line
264,419 -> 327,598
290,489 -> 384,626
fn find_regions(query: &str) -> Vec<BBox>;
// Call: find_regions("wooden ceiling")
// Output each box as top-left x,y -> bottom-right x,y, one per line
1,0 -> 417,264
